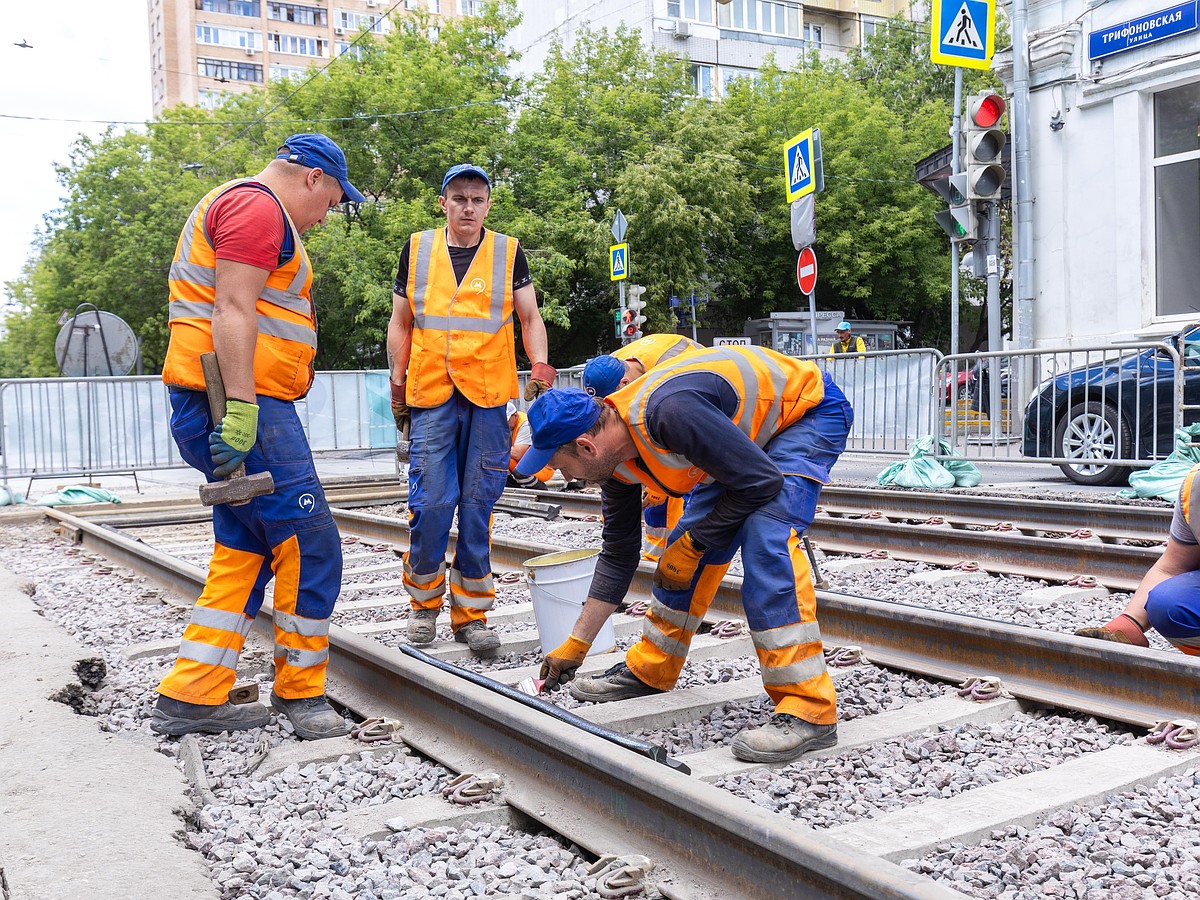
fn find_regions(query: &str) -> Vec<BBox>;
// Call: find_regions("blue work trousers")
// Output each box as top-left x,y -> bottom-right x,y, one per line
404,391 -> 509,630
1146,570 -> 1200,655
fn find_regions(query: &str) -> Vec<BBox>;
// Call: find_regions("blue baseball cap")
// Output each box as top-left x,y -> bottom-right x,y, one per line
836,321 -> 852,331
441,163 -> 491,194
515,388 -> 602,476
582,355 -> 626,398
276,133 -> 365,204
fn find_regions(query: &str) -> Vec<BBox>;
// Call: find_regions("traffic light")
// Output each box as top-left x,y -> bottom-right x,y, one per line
625,284 -> 647,341
964,91 -> 1006,201
932,172 -> 977,242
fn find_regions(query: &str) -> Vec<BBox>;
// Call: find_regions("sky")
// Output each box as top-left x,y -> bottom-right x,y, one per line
1,1 -> 151,298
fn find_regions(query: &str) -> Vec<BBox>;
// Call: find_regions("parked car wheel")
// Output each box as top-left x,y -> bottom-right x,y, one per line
1053,401 -> 1131,486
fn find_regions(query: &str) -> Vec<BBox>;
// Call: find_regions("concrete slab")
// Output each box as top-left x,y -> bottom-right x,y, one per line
334,597 -> 409,613
1019,584 -> 1109,607
0,569 -> 216,899
328,793 -> 519,841
255,735 -> 396,778
686,694 -> 1023,782
121,637 -> 181,661
576,677 -> 768,732
822,557 -> 901,575
904,569 -> 989,588
828,742 -> 1200,862
425,617 -> 645,663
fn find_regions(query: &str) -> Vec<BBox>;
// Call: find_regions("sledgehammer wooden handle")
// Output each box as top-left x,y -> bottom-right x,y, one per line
198,352 -> 274,507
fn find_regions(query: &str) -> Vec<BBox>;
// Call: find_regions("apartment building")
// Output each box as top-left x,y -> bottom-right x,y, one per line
147,0 -> 453,114
508,0 -> 913,97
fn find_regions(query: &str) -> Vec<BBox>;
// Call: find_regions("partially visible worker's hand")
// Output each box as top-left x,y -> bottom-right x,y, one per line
540,634 -> 592,690
209,399 -> 259,479
390,380 -> 410,438
524,362 -> 557,402
654,531 -> 706,591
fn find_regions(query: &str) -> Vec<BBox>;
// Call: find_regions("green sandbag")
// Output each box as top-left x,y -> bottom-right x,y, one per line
876,435 -> 982,489
33,486 -> 122,507
1117,424 -> 1200,502
0,486 -> 25,506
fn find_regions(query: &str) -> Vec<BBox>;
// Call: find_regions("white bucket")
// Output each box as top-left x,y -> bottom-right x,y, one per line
524,548 -> 616,656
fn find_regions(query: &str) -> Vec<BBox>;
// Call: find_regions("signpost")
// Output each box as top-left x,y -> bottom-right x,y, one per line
784,128 -> 816,202
611,209 -> 629,339
797,246 -> 819,355
931,0 -> 995,69
609,244 -> 628,282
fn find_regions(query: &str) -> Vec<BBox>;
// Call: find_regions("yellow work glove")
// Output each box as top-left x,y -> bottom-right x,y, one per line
653,531 -> 706,591
390,380 -> 410,438
524,362 -> 557,402
539,634 -> 591,690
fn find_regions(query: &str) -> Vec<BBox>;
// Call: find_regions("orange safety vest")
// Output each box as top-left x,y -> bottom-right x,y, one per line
406,227 -> 518,409
509,410 -> 554,482
614,334 -> 702,370
606,346 -> 826,497
162,179 -> 316,400
1181,464 -> 1200,542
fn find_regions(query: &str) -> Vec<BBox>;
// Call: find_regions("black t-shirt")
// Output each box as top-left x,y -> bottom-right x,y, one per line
393,226 -> 532,297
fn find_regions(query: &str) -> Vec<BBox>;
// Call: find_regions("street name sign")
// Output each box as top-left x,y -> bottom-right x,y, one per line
1089,2 -> 1198,60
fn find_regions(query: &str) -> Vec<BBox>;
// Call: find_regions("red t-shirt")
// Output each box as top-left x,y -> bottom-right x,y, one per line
204,183 -> 288,271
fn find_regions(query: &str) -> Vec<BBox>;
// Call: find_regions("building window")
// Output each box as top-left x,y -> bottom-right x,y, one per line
198,0 -> 260,15
198,89 -> 232,110
803,22 -> 822,47
460,0 -> 483,15
270,63 -> 309,80
198,57 -> 264,82
335,41 -> 364,59
196,25 -> 261,50
669,0 -> 714,24
428,0 -> 439,11
269,32 -> 327,55
720,67 -> 756,93
1154,82 -> 1200,317
861,16 -> 885,41
715,0 -> 797,37
267,3 -> 327,26
690,63 -> 714,99
335,9 -> 387,32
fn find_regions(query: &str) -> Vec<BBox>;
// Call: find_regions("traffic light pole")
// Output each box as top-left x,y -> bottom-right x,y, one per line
985,200 -> 1003,442
618,280 -> 626,343
950,68 -> 962,357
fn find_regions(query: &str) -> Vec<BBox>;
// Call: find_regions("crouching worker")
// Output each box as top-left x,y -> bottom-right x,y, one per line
515,346 -> 853,762
507,401 -> 554,489
152,134 -> 364,739
1076,464 -> 1200,655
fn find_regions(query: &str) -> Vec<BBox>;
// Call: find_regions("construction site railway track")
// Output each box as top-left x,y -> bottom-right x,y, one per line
23,479 -> 1200,898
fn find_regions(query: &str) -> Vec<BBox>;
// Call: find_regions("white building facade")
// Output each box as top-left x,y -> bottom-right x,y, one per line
997,0 -> 1200,346
509,0 -> 910,97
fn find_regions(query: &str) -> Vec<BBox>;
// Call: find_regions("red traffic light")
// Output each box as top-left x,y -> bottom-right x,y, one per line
972,93 -> 1006,128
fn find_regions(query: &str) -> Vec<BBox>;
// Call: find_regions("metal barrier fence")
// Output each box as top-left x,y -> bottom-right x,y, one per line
2,340 -> 1194,488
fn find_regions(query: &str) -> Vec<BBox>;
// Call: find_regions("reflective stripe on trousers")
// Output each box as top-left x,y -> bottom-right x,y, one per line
158,390 -> 343,704
626,382 -> 852,723
642,494 -> 688,563
403,392 -> 508,631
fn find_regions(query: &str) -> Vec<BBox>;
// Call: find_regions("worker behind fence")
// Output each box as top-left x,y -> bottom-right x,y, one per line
517,345 -> 853,762
387,163 -> 555,655
152,134 -> 364,740
828,321 -> 865,356
581,333 -> 703,562
1076,464 -> 1200,655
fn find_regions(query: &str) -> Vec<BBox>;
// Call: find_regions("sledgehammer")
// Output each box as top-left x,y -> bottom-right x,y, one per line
198,352 -> 274,507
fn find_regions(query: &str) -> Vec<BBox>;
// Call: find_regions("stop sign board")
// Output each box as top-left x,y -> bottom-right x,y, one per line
796,246 -> 817,295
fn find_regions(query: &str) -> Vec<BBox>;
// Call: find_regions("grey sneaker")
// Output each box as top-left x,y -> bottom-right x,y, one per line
408,608 -> 439,645
270,693 -> 349,740
730,714 -> 837,763
568,662 -> 664,703
454,620 -> 500,655
150,695 -> 271,736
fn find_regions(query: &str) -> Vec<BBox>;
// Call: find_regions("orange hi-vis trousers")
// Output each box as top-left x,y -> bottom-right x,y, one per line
626,385 -> 852,723
158,391 -> 343,705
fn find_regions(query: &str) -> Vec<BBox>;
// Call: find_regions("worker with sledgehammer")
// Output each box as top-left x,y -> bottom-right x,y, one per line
152,134 -> 364,740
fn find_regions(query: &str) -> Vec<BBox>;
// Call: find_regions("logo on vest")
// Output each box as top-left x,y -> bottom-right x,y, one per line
687,466 -> 702,479
469,277 -> 487,294
298,493 -> 316,513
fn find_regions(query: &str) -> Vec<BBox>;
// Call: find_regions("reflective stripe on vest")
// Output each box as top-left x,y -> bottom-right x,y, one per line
613,334 -> 703,370
1183,464 -> 1200,542
607,346 -> 826,496
162,178 -> 317,400
406,228 -> 517,409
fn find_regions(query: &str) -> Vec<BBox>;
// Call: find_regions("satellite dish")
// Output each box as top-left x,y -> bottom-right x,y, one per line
55,305 -> 139,376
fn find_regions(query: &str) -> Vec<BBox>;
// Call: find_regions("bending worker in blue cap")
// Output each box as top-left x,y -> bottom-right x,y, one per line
582,334 -> 701,562
387,163 -> 555,654
516,346 -> 853,762
154,133 -> 365,739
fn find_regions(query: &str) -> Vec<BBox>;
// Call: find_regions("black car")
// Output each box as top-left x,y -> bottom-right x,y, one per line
1021,329 -> 1200,486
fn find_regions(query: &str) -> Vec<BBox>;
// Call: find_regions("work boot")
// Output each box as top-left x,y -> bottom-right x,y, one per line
270,693 -> 349,740
407,608 -> 439,645
730,714 -> 838,763
454,620 -> 500,655
568,662 -> 664,703
1074,613 -> 1149,648
150,694 -> 271,736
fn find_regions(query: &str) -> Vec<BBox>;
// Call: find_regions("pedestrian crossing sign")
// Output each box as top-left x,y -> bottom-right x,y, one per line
931,0 -> 994,70
610,243 -> 628,281
784,128 -> 815,202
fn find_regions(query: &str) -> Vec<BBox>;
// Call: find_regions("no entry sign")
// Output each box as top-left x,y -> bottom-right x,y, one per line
797,246 -> 817,295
